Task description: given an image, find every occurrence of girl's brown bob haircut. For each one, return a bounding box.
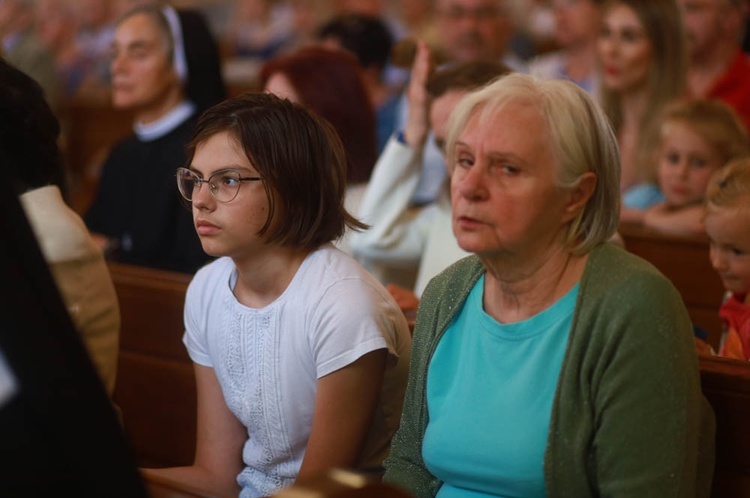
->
[185,92,366,251]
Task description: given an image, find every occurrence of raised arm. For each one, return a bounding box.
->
[349,41,436,266]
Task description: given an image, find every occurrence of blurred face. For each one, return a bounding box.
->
[552,0,602,48]
[450,103,574,260]
[337,0,383,15]
[189,131,274,260]
[75,0,111,29]
[678,0,727,61]
[597,3,652,94]
[110,12,181,117]
[657,122,724,208]
[429,89,467,158]
[705,205,750,295]
[264,72,301,103]
[436,0,511,63]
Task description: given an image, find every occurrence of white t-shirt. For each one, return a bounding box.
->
[183,244,411,498]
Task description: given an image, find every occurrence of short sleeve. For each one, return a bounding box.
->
[308,277,396,379]
[182,267,214,367]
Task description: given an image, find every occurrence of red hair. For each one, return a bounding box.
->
[260,46,377,184]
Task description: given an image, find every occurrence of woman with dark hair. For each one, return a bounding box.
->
[141,92,410,498]
[317,12,399,154]
[84,4,226,273]
[260,46,377,253]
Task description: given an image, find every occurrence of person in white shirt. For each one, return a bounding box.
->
[142,92,411,498]
[351,41,511,312]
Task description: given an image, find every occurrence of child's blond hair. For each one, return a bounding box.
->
[647,99,750,181]
[706,158,750,213]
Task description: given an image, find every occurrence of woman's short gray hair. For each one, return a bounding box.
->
[445,73,621,254]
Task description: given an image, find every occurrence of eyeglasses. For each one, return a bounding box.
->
[176,167,264,203]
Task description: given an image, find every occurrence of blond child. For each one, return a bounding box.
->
[704,158,750,361]
[622,99,749,234]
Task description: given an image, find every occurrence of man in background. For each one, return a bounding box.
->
[679,0,750,130]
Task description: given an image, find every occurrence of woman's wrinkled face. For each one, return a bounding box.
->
[110,12,180,116]
[450,103,575,261]
[597,3,652,94]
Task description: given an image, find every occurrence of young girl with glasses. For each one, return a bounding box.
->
[144,92,411,498]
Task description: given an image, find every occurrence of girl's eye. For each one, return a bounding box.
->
[665,152,680,164]
[731,247,746,256]
[220,175,239,187]
[620,28,643,43]
[689,157,707,169]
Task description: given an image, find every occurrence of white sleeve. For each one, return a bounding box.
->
[349,135,433,267]
[308,277,402,379]
[182,267,214,367]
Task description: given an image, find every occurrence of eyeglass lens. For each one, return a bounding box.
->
[176,169,244,203]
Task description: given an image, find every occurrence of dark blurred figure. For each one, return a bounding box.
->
[318,12,400,154]
[0,64,147,498]
[0,57,121,396]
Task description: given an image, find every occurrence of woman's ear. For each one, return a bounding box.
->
[564,172,597,222]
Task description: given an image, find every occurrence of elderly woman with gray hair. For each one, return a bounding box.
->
[383,73,715,498]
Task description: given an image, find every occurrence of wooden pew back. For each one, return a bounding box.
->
[106,261,750,495]
[619,223,725,349]
[700,355,750,497]
[59,97,134,215]
[108,262,196,468]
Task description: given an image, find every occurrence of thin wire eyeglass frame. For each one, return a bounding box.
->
[176,167,264,203]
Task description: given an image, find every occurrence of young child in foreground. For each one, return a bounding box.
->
[142,92,411,497]
[621,99,749,234]
[704,158,750,361]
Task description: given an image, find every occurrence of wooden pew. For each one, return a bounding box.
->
[144,473,231,498]
[699,355,750,497]
[274,469,413,498]
[58,96,134,215]
[619,222,725,350]
[108,261,196,469]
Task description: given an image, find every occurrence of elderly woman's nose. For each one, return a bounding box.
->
[455,163,488,200]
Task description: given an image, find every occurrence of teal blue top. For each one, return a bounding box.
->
[622,182,665,209]
[423,276,578,498]
[384,243,715,498]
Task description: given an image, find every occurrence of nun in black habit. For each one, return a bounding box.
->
[84,3,226,274]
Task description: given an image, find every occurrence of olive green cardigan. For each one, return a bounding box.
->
[384,243,715,498]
